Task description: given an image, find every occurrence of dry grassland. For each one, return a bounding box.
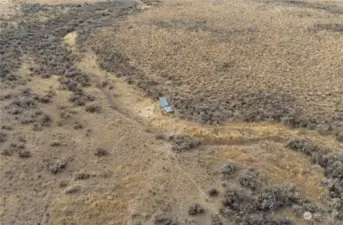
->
[1,0,343,225]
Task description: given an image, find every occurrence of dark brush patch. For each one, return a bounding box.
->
[285,139,343,220]
[238,169,263,191]
[92,39,165,99]
[215,61,235,72]
[314,24,343,33]
[188,203,205,216]
[69,90,96,106]
[59,180,69,188]
[208,188,219,197]
[73,121,84,130]
[0,0,139,110]
[85,103,102,113]
[94,47,137,76]
[211,215,223,225]
[285,138,318,155]
[154,213,179,225]
[218,165,327,224]
[74,172,91,180]
[1,149,14,156]
[140,0,160,6]
[253,0,343,15]
[337,132,343,143]
[168,134,201,152]
[94,148,108,157]
[3,136,31,157]
[2,89,53,130]
[171,90,302,125]
[221,163,238,178]
[0,132,7,143]
[18,150,31,158]
[1,124,13,130]
[64,185,81,195]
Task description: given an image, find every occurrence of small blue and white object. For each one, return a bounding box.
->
[159,97,173,113]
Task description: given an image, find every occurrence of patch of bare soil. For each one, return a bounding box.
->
[1,0,343,225]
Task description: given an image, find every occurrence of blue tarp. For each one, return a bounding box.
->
[160,97,169,107]
[159,97,173,113]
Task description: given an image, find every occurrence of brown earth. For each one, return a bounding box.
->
[1,0,343,225]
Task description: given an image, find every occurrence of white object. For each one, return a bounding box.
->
[303,211,312,220]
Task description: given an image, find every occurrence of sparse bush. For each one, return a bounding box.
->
[169,134,201,152]
[10,98,37,110]
[74,172,90,180]
[221,163,237,177]
[7,137,28,157]
[326,159,343,179]
[38,114,52,127]
[94,147,108,157]
[48,158,68,174]
[154,213,179,225]
[1,125,12,130]
[73,121,83,130]
[69,91,95,106]
[238,169,262,191]
[85,104,102,113]
[18,150,31,158]
[155,133,167,140]
[315,23,343,33]
[211,215,223,225]
[38,94,53,103]
[50,141,62,147]
[255,185,298,211]
[85,129,92,137]
[292,204,304,217]
[285,139,316,155]
[101,81,108,87]
[59,180,69,188]
[188,203,204,216]
[208,188,219,197]
[243,215,294,225]
[1,149,14,156]
[216,61,234,72]
[316,123,333,135]
[64,185,81,195]
[141,0,160,6]
[337,132,343,143]
[3,90,53,130]
[0,132,7,143]
[11,142,25,149]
